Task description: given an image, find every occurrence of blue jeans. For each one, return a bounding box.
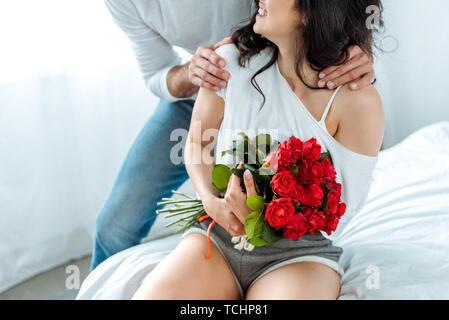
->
[90,98,195,270]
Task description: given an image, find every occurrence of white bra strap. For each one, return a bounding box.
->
[319,85,343,124]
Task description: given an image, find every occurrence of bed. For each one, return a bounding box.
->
[76,121,449,299]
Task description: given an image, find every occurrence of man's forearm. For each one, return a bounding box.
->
[167,62,200,98]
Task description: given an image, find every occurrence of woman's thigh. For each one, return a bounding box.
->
[132,233,241,300]
[245,261,341,300]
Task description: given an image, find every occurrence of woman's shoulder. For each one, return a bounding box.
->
[333,84,385,157]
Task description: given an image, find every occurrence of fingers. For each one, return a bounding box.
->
[190,59,229,90]
[200,44,227,68]
[195,53,230,81]
[318,57,372,90]
[189,75,219,92]
[319,46,361,81]
[189,45,231,91]
[218,206,245,237]
[349,71,376,90]
[318,65,339,83]
[212,36,233,50]
[224,174,248,226]
[243,170,257,197]
[318,45,374,90]
[218,197,246,237]
[229,171,242,191]
[225,214,246,237]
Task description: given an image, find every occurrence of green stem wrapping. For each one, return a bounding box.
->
[164,210,205,229]
[156,203,203,214]
[157,199,201,206]
[163,206,205,218]
[171,190,198,200]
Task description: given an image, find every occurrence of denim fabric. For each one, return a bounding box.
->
[90,98,195,270]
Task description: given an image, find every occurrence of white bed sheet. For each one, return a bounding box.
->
[77,121,449,300]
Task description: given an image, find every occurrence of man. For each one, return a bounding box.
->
[91,0,376,270]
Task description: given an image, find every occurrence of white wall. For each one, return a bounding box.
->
[374,0,449,148]
[0,0,194,293]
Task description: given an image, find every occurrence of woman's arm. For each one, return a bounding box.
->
[184,87,224,201]
[333,84,385,157]
[184,87,245,236]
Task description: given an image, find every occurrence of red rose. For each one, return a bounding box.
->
[321,158,337,179]
[287,136,303,163]
[270,171,297,198]
[295,183,324,207]
[326,190,339,215]
[336,202,346,218]
[282,213,309,240]
[302,138,322,162]
[265,198,295,228]
[303,208,327,233]
[277,141,292,171]
[325,215,340,236]
[296,160,312,184]
[309,161,325,184]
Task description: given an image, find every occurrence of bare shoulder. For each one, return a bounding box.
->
[333,84,385,157]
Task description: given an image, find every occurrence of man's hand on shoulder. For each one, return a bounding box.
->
[318,45,376,91]
[188,37,234,92]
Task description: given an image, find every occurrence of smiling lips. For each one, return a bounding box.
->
[258,3,267,17]
[258,7,267,16]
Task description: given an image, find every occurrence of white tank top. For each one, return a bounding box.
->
[213,44,379,240]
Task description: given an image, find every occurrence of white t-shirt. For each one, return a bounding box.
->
[104,0,257,102]
[214,43,379,241]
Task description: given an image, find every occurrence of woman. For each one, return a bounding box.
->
[132,0,385,300]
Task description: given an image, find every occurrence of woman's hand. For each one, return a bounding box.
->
[188,37,233,92]
[318,45,376,91]
[202,196,246,237]
[224,168,258,226]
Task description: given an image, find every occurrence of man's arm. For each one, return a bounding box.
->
[104,0,197,102]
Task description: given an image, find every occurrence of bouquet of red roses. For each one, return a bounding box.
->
[157,133,346,258]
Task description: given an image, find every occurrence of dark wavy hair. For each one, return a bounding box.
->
[230,0,384,111]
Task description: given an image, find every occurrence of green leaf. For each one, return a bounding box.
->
[230,168,244,179]
[320,152,333,165]
[294,202,306,212]
[246,196,265,212]
[212,164,232,192]
[248,237,268,247]
[245,211,265,239]
[261,220,283,244]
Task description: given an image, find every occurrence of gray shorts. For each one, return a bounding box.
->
[182,217,344,299]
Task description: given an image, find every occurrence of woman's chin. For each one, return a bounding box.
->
[253,25,265,37]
